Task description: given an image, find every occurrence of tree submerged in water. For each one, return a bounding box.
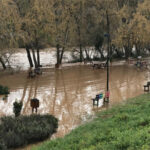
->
[13,101,23,117]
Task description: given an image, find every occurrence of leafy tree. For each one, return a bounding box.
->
[0,0,20,69]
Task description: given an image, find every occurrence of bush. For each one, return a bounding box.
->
[13,101,23,117]
[0,85,9,95]
[0,115,58,149]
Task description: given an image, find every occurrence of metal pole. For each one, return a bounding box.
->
[106,10,110,102]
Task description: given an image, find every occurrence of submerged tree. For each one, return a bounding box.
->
[51,0,74,68]
[15,0,54,68]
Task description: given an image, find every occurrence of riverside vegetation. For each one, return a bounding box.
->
[33,94,150,150]
[0,85,9,95]
[13,101,23,117]
[0,86,58,149]
[0,115,58,149]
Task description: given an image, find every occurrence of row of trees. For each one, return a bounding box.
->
[0,0,150,69]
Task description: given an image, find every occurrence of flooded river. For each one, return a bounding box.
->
[0,49,149,149]
[0,64,148,135]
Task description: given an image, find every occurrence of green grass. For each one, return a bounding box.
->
[33,94,150,150]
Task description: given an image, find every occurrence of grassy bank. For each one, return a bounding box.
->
[33,94,150,150]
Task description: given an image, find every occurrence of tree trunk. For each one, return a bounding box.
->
[59,47,64,64]
[80,44,83,62]
[0,57,6,70]
[98,48,105,59]
[110,46,113,59]
[115,48,121,58]
[31,49,38,68]
[77,24,83,62]
[136,44,141,57]
[84,48,90,60]
[26,47,33,68]
[37,48,40,67]
[124,46,129,59]
[56,44,60,68]
[59,21,69,65]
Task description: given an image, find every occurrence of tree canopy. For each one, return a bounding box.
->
[0,0,150,68]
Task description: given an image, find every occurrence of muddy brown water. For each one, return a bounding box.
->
[0,64,148,150]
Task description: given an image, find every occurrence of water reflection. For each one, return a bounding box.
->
[0,65,147,138]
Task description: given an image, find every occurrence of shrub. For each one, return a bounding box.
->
[0,115,58,149]
[13,101,23,117]
[0,85,9,95]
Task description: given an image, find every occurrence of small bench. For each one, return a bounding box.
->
[92,62,106,69]
[141,61,148,68]
[92,94,103,106]
[128,58,135,64]
[144,82,150,92]
[135,60,148,69]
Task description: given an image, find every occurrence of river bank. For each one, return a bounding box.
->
[33,94,150,150]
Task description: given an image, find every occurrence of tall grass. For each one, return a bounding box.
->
[33,94,150,150]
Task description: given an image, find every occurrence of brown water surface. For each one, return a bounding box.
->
[0,65,148,149]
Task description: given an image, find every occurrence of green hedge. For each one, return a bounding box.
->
[0,115,58,149]
[0,85,9,95]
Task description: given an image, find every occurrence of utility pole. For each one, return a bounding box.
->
[104,14,127,103]
[106,10,110,102]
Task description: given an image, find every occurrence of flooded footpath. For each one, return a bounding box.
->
[0,64,148,149]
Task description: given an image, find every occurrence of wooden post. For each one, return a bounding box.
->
[106,10,110,103]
